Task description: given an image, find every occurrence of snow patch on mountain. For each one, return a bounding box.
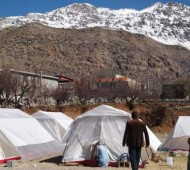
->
[0,2,190,50]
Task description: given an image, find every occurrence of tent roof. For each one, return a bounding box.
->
[33,110,72,120]
[0,108,31,118]
[160,116,190,151]
[173,116,190,137]
[78,105,131,118]
[33,110,73,129]
[0,108,53,146]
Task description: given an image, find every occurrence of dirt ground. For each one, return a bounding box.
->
[0,153,188,170]
[0,133,188,170]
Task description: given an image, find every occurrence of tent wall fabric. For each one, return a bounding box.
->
[62,105,162,164]
[32,110,73,142]
[160,116,190,151]
[0,108,63,163]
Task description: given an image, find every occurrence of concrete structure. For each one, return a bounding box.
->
[9,69,73,89]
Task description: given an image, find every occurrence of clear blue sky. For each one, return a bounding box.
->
[0,0,190,17]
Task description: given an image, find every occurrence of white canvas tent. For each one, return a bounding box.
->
[160,116,190,151]
[0,108,63,163]
[62,105,162,165]
[32,110,73,142]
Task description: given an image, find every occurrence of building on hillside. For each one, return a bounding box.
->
[97,74,141,89]
[9,69,73,89]
[0,69,73,106]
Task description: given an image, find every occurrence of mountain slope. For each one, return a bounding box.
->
[0,2,190,50]
[0,23,190,84]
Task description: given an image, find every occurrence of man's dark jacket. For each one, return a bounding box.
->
[122,119,150,147]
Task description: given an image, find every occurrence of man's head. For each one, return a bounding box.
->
[131,111,139,119]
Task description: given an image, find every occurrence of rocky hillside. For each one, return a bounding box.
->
[1,2,190,50]
[0,23,190,83]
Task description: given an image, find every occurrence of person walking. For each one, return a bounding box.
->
[122,111,150,170]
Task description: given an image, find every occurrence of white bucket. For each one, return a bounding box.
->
[166,156,173,166]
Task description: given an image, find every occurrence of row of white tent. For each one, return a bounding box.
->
[0,109,73,163]
[0,105,189,164]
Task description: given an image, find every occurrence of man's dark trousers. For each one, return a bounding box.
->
[129,146,141,170]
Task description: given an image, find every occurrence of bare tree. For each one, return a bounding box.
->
[0,69,36,108]
[71,72,153,108]
[96,76,152,109]
[51,86,70,106]
[0,70,12,106]
[96,77,125,102]
[73,77,96,105]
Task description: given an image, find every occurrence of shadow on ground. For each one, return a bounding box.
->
[40,156,62,165]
